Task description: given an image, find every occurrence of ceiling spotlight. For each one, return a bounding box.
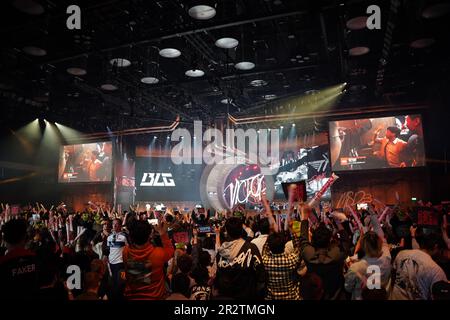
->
[235,61,255,71]
[110,58,131,67]
[185,69,205,77]
[280,126,284,129]
[188,5,216,20]
[292,123,296,127]
[215,37,239,49]
[141,77,159,84]
[349,47,370,56]
[153,136,157,139]
[67,67,87,76]
[167,135,170,139]
[22,46,47,56]
[250,79,268,87]
[159,48,181,58]
[410,38,435,49]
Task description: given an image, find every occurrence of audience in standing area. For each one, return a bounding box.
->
[0,194,449,301]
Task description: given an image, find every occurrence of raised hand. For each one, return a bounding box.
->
[154,217,168,236]
[410,225,418,238]
[300,204,311,221]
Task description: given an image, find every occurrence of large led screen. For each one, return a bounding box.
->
[59,142,113,183]
[329,114,425,171]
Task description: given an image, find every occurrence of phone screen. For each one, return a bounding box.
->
[357,203,368,210]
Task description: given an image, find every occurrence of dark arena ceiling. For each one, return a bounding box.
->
[0,0,450,135]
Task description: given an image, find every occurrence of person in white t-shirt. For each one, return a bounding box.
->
[390,228,447,300]
[251,218,270,255]
[106,218,128,300]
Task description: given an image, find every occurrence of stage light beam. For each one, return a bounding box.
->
[54,122,83,142]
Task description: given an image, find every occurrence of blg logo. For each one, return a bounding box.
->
[366,5,381,30]
[140,173,176,187]
[66,5,81,30]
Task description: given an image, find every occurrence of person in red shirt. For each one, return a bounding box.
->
[123,218,174,300]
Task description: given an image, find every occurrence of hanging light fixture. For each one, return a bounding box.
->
[100,59,119,91]
[407,16,435,49]
[100,81,118,91]
[346,16,368,30]
[185,69,205,77]
[185,54,205,77]
[235,27,255,71]
[141,47,160,84]
[235,59,255,70]
[349,47,370,56]
[110,46,133,67]
[109,58,131,67]
[215,37,239,49]
[67,55,88,76]
[22,46,47,56]
[159,48,181,58]
[141,61,159,84]
[188,1,217,20]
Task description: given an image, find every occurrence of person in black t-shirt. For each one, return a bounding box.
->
[0,219,40,299]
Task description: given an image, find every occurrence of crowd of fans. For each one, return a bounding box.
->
[0,193,449,301]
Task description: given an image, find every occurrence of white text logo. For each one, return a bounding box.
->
[140,173,176,187]
[66,5,81,30]
[366,5,381,30]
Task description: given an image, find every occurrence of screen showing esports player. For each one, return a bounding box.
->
[373,126,408,168]
[97,142,113,181]
[82,150,102,181]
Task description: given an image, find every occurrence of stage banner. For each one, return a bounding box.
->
[416,207,439,227]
